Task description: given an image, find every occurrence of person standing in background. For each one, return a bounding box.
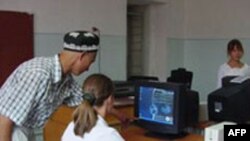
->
[217,39,250,88]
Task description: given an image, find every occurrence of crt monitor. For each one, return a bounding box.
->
[134,81,187,135]
[208,79,250,123]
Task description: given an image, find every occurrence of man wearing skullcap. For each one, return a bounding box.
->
[0,28,119,141]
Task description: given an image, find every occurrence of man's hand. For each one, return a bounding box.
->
[0,115,13,141]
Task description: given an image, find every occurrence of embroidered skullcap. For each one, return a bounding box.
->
[63,28,100,52]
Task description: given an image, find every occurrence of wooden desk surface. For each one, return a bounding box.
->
[121,124,203,141]
[43,100,135,141]
[44,98,204,141]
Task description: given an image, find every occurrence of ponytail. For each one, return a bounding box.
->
[73,74,114,137]
[73,100,97,137]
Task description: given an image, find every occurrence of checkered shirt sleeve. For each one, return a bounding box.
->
[63,78,83,107]
[0,69,49,126]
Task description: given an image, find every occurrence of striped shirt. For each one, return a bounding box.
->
[0,54,83,128]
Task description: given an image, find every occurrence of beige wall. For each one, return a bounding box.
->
[0,0,126,35]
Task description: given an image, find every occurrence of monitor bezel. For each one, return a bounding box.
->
[134,81,186,134]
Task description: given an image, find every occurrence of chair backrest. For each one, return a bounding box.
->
[222,76,238,88]
[167,68,193,89]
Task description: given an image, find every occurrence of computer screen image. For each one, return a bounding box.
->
[134,82,187,135]
[138,87,174,125]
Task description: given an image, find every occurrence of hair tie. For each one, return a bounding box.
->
[82,93,96,106]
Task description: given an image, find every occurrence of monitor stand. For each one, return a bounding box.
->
[144,131,188,140]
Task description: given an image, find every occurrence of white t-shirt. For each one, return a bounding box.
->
[61,115,124,141]
[217,63,250,88]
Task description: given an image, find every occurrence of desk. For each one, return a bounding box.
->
[43,98,134,141]
[121,124,203,141]
[44,98,204,141]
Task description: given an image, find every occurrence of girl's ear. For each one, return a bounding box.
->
[108,95,114,105]
[106,95,114,112]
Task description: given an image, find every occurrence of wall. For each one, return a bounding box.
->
[126,0,181,82]
[165,0,185,77]
[0,0,127,82]
[166,0,250,102]
[185,0,250,38]
[144,3,168,81]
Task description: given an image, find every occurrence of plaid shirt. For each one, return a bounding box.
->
[0,55,83,128]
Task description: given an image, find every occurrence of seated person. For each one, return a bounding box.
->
[62,74,124,141]
[217,39,250,88]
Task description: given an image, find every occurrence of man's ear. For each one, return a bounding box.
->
[80,52,87,59]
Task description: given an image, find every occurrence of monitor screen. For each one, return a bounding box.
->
[134,81,187,135]
[138,86,174,125]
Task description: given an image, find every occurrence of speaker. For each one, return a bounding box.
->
[185,90,199,126]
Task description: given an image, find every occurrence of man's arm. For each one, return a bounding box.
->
[0,115,13,141]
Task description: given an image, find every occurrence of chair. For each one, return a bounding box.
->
[167,68,199,127]
[222,76,238,88]
[167,68,193,89]
[167,68,199,126]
